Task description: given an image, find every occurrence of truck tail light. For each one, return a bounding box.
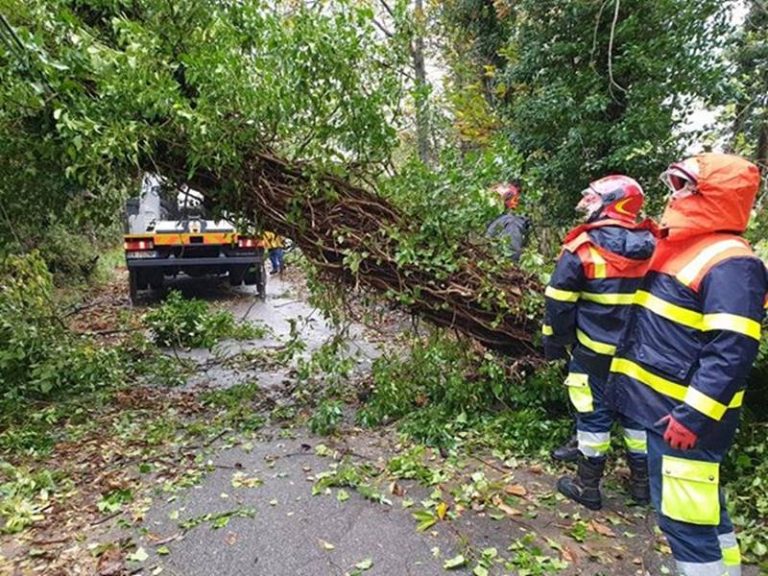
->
[238,237,257,248]
[124,238,154,251]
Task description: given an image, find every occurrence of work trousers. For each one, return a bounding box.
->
[566,359,647,462]
[647,431,741,576]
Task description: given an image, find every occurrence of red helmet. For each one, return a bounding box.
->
[494,182,521,210]
[577,175,644,222]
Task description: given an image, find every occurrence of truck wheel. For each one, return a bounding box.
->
[245,263,267,300]
[128,270,139,305]
[229,266,246,286]
[149,272,164,291]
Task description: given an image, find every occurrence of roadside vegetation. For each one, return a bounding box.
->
[2,0,768,574]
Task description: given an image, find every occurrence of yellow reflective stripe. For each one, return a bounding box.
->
[542,324,553,336]
[722,545,741,567]
[610,358,688,401]
[577,430,610,456]
[613,358,745,413]
[702,313,761,341]
[677,239,746,286]
[635,291,761,340]
[589,247,606,278]
[544,286,580,302]
[576,329,616,355]
[685,386,729,421]
[580,291,636,305]
[634,291,704,330]
[624,437,647,453]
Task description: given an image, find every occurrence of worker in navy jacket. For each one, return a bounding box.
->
[486,182,530,263]
[607,154,766,576]
[543,175,657,510]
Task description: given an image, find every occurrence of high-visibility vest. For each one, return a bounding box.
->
[543,219,657,375]
[607,232,767,449]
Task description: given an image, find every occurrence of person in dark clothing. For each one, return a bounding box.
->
[606,154,765,576]
[485,182,530,263]
[542,175,658,510]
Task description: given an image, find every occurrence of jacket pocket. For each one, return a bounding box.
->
[661,455,720,525]
[565,372,593,413]
[635,342,696,382]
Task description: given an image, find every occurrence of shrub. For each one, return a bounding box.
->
[0,252,124,410]
[357,331,569,450]
[144,290,266,348]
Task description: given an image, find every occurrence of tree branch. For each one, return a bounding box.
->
[607,0,627,95]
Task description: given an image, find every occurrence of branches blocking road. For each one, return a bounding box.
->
[177,151,543,356]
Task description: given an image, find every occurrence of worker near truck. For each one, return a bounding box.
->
[262,231,285,275]
[606,154,766,576]
[542,175,658,510]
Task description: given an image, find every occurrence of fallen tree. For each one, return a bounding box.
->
[165,151,544,355]
[1,2,544,357]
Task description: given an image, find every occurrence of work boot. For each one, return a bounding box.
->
[551,435,579,463]
[557,456,606,511]
[626,454,650,506]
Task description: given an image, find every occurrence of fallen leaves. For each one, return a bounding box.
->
[319,538,335,551]
[589,519,616,538]
[503,484,528,497]
[443,554,467,569]
[491,495,522,517]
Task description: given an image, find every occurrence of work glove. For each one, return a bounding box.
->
[543,341,568,361]
[656,414,698,451]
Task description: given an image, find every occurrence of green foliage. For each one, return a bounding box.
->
[439,0,731,223]
[358,331,569,450]
[308,399,344,436]
[723,415,768,563]
[144,290,266,349]
[0,463,60,534]
[723,3,768,170]
[506,533,567,574]
[0,0,406,233]
[200,381,266,432]
[36,221,121,286]
[0,252,124,409]
[381,137,524,259]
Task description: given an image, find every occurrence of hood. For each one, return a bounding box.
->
[661,153,760,240]
[588,226,656,261]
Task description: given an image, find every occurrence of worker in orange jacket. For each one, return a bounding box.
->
[607,154,766,576]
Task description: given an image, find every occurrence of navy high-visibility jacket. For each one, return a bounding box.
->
[606,233,768,451]
[542,218,657,378]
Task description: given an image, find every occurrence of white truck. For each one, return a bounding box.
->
[124,175,267,302]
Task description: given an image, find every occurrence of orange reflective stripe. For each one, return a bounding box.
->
[676,239,752,289]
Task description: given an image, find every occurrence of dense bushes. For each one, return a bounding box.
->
[0,252,123,409]
[358,332,570,451]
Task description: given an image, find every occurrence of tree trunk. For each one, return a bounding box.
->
[164,150,543,357]
[411,0,431,165]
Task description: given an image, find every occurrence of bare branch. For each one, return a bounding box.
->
[608,0,627,94]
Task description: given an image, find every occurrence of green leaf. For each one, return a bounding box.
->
[127,547,148,563]
[443,554,466,569]
[355,558,373,570]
